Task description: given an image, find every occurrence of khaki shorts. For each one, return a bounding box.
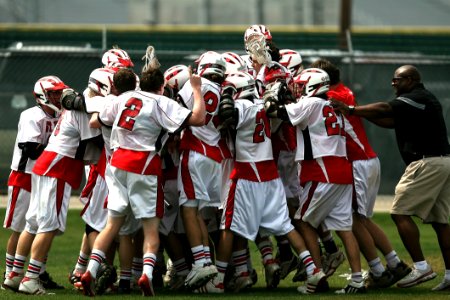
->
[391,156,450,223]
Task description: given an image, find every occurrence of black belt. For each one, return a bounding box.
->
[422,154,450,158]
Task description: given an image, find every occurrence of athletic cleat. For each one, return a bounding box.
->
[40,271,64,289]
[279,255,298,279]
[397,266,437,288]
[335,280,367,294]
[95,263,117,295]
[117,279,131,294]
[80,270,96,296]
[365,270,395,289]
[264,259,281,289]
[431,278,450,291]
[18,276,47,295]
[163,258,174,287]
[69,269,83,286]
[388,260,412,283]
[2,271,24,291]
[194,278,224,294]
[292,260,307,282]
[184,264,218,289]
[225,271,253,293]
[322,250,345,277]
[297,268,329,294]
[138,273,155,296]
[167,273,187,290]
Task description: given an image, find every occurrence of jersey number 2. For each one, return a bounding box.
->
[117,97,143,131]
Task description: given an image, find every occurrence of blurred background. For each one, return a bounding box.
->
[0,0,449,194]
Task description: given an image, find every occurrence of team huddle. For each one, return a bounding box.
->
[2,24,448,296]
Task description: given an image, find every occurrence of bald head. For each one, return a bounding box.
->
[395,65,421,83]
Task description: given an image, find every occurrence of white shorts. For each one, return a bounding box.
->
[25,174,72,234]
[277,150,301,199]
[295,181,353,231]
[221,178,293,241]
[3,186,31,232]
[106,165,164,220]
[178,151,222,210]
[220,158,234,210]
[81,173,109,233]
[353,158,380,217]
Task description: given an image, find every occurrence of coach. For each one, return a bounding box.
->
[331,64,450,291]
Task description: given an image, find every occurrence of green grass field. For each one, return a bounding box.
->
[0,209,448,299]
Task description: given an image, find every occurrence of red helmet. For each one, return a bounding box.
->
[264,62,291,84]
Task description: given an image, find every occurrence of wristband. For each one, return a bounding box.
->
[348,105,355,115]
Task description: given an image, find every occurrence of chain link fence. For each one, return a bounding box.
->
[1,47,450,194]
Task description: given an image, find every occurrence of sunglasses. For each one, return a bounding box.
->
[391,76,410,83]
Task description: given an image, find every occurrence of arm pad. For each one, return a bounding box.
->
[60,88,86,112]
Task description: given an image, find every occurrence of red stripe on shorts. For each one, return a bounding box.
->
[180,150,195,200]
[5,186,21,228]
[224,179,237,229]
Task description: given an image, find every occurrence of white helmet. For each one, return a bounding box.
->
[295,68,330,97]
[102,48,134,69]
[196,51,226,78]
[244,24,272,43]
[222,71,256,100]
[164,64,190,91]
[88,68,116,97]
[33,75,68,113]
[222,52,248,75]
[279,49,303,77]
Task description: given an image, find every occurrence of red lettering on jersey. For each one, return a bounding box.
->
[203,91,219,127]
[253,109,271,143]
[53,111,65,136]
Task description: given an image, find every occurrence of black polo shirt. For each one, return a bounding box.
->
[389,84,450,165]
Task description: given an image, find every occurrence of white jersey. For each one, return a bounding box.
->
[10,106,58,173]
[285,97,346,161]
[96,94,119,157]
[110,90,191,153]
[234,99,273,162]
[45,109,102,161]
[178,77,221,146]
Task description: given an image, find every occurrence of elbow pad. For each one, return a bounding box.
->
[60,88,86,112]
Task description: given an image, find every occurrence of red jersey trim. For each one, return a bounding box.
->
[7,170,31,192]
[300,156,353,184]
[32,151,84,189]
[110,148,162,176]
[179,129,223,163]
[231,160,279,182]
